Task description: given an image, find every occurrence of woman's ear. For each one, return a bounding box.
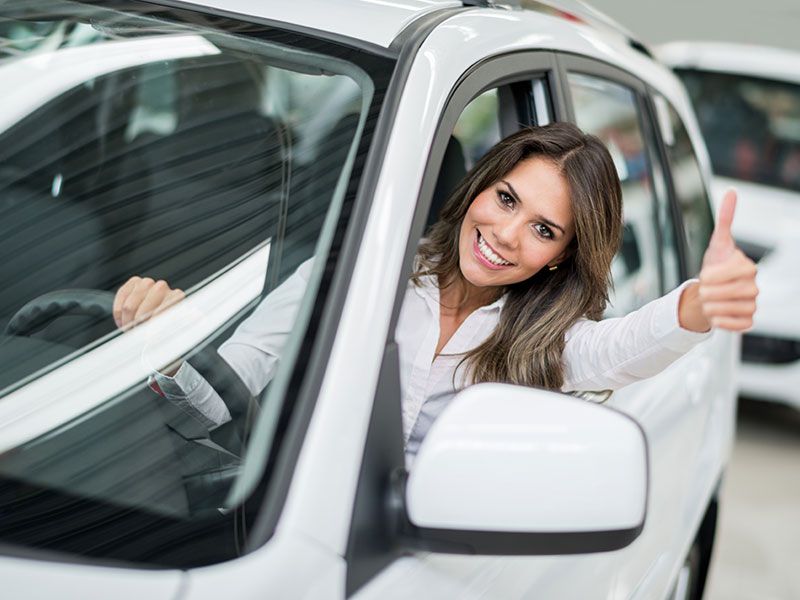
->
[548,245,573,269]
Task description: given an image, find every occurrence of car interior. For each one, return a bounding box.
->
[0,29,364,528]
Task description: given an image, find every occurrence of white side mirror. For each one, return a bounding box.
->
[403,383,647,554]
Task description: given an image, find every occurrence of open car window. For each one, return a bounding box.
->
[0,0,383,568]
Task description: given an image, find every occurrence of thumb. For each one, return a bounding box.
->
[706,188,737,261]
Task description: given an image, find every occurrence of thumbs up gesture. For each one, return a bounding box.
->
[679,189,759,332]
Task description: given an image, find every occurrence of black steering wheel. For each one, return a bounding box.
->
[4,289,115,338]
[4,288,256,452]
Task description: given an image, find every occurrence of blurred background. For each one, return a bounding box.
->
[598,1,800,598]
[599,0,800,50]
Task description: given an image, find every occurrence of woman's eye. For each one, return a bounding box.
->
[533,223,554,239]
[498,191,515,208]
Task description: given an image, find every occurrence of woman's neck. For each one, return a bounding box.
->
[438,273,502,317]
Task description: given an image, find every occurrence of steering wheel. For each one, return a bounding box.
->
[4,289,115,338]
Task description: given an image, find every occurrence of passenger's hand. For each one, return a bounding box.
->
[679,189,758,332]
[113,276,185,329]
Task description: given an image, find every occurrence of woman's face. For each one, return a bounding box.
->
[458,157,576,289]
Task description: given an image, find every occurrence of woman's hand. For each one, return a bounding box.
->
[113,276,186,329]
[679,189,758,333]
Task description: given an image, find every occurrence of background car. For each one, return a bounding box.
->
[0,2,736,599]
[658,41,800,411]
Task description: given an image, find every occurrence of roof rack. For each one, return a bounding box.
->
[462,0,652,58]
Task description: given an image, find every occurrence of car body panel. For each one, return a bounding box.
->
[0,556,183,600]
[178,532,345,600]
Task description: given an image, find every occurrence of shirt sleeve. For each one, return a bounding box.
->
[217,257,314,395]
[150,362,231,429]
[148,257,315,427]
[561,280,711,392]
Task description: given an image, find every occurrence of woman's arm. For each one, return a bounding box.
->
[561,281,709,391]
[562,190,757,392]
[114,258,315,428]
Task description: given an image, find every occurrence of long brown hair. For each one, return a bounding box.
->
[413,122,623,390]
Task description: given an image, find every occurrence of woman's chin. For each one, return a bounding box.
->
[460,258,509,288]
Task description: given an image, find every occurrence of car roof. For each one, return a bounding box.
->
[657,41,800,86]
[169,0,462,49]
[165,0,693,139]
[168,0,647,53]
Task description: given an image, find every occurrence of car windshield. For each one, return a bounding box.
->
[0,0,389,567]
[676,68,800,192]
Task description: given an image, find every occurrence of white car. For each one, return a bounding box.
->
[658,41,800,409]
[0,2,736,600]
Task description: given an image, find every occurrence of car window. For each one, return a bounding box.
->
[676,68,800,193]
[568,73,663,315]
[425,89,503,231]
[0,0,382,568]
[454,89,502,168]
[658,97,714,277]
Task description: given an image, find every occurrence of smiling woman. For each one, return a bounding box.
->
[416,124,622,389]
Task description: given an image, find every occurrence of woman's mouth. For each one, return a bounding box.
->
[473,230,514,270]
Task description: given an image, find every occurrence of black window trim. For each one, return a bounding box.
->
[644,88,692,281]
[647,88,716,280]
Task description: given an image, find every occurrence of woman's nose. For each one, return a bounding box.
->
[493,217,520,250]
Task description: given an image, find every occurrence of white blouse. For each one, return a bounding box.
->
[153,259,710,446]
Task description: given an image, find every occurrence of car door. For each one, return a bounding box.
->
[560,56,735,597]
[347,50,629,600]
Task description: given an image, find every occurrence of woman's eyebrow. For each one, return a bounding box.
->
[501,180,566,235]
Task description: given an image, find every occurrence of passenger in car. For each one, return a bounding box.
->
[113,122,758,459]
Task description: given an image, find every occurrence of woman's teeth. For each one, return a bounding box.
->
[477,232,512,266]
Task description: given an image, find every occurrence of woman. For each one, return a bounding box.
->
[114,123,758,455]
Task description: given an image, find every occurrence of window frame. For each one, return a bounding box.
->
[345,50,565,596]
[651,91,716,278]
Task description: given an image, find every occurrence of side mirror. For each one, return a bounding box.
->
[401,383,648,555]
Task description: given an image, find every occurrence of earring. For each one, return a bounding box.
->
[548,264,558,271]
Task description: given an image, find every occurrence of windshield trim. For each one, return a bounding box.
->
[112,0,400,58]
